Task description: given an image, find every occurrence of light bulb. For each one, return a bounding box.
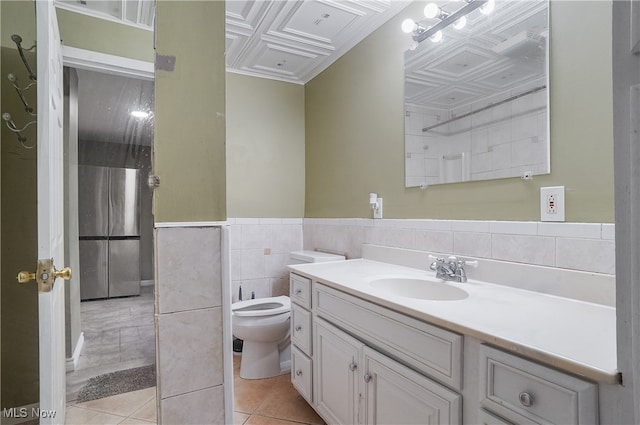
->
[401,18,417,34]
[131,110,150,118]
[430,30,443,43]
[480,0,495,15]
[453,16,466,30]
[423,3,440,19]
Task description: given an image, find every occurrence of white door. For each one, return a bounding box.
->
[35,0,66,423]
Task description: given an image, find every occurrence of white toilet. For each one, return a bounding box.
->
[232,296,291,379]
[232,250,345,380]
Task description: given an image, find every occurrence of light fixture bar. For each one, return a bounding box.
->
[414,0,487,43]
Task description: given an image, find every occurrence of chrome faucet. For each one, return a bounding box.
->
[429,255,478,283]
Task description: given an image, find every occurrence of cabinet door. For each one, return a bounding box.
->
[362,347,461,425]
[314,318,363,425]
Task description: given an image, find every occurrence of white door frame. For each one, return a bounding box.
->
[613,1,640,424]
[62,46,154,80]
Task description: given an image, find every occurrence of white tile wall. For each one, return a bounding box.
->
[303,218,615,275]
[160,385,225,425]
[155,225,229,424]
[228,218,303,302]
[406,87,549,185]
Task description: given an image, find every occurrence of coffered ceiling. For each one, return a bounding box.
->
[404,0,548,111]
[55,0,410,84]
[225,0,409,84]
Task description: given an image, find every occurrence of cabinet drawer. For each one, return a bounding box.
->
[478,409,514,425]
[315,284,463,391]
[291,346,313,404]
[290,273,312,309]
[291,303,312,355]
[480,345,598,425]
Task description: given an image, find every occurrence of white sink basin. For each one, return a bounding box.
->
[369,278,469,301]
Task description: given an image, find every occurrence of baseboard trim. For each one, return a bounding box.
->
[66,332,85,372]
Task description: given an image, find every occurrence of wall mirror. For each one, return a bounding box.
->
[404,0,549,187]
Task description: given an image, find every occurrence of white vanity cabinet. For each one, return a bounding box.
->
[290,273,314,403]
[289,270,601,425]
[312,281,462,425]
[362,347,461,425]
[478,345,599,425]
[314,316,461,425]
[314,317,362,425]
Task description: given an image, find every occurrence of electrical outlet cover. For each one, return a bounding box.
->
[540,186,565,221]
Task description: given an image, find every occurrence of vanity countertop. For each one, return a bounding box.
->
[288,258,618,384]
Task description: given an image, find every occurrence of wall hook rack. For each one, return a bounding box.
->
[2,113,36,149]
[11,34,37,81]
[8,73,37,116]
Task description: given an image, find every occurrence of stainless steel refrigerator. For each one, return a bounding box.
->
[79,166,141,300]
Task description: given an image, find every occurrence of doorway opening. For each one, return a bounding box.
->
[64,67,156,405]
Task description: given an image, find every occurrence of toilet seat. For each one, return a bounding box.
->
[232,295,290,317]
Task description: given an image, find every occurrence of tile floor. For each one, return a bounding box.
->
[64,356,323,425]
[66,386,156,424]
[65,289,321,424]
[233,355,325,425]
[67,285,156,402]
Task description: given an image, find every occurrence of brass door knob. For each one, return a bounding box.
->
[17,271,36,284]
[53,267,72,280]
[16,259,72,292]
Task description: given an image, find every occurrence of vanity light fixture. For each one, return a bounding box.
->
[402,0,492,46]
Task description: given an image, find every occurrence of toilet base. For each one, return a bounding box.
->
[239,341,290,380]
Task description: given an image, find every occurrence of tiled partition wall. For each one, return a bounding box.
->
[228,218,303,302]
[154,225,230,424]
[303,219,615,275]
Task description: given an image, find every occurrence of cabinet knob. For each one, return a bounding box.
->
[295,325,302,332]
[518,392,534,407]
[295,369,303,376]
[349,362,357,372]
[295,289,302,295]
[363,373,372,383]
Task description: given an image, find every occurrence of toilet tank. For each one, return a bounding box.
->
[289,250,345,265]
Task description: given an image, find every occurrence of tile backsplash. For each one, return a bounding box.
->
[229,218,303,302]
[228,218,614,303]
[303,219,615,275]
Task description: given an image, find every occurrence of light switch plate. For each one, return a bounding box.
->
[373,198,383,219]
[540,186,565,221]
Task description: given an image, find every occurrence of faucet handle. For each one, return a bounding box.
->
[428,255,445,262]
[447,255,478,267]
[455,257,479,268]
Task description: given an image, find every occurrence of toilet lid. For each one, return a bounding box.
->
[231,295,291,317]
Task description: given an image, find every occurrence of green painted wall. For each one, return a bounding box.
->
[1,1,38,410]
[154,1,226,222]
[226,73,305,218]
[0,1,36,49]
[0,2,154,409]
[305,0,614,222]
[57,8,154,62]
